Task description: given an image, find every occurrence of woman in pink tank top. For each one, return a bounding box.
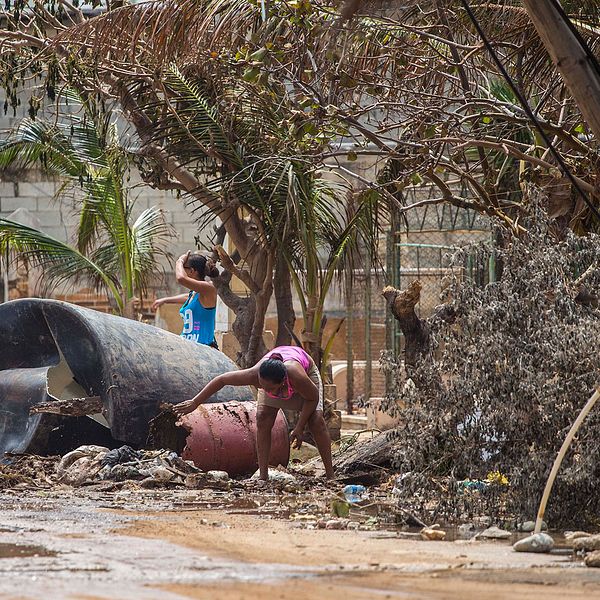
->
[173,345,333,481]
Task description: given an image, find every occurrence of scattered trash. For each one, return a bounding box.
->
[457,472,509,494]
[0,454,59,489]
[57,444,202,487]
[513,533,554,553]
[477,526,511,540]
[331,499,350,518]
[250,468,296,484]
[485,471,509,486]
[57,445,109,477]
[343,484,366,503]
[391,472,411,496]
[458,479,489,492]
[101,446,138,468]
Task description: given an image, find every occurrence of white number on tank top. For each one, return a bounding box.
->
[182,308,193,334]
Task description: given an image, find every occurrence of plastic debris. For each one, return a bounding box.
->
[343,484,366,503]
[250,468,297,484]
[331,499,350,518]
[458,479,489,492]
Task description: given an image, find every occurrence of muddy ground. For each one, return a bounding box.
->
[1,483,600,600]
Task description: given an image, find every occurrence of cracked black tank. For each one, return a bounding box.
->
[0,298,252,455]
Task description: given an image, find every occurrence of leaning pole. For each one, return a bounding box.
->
[534,386,600,533]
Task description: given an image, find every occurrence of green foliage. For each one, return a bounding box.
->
[147,65,381,363]
[0,90,175,312]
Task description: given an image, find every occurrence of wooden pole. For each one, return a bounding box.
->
[346,266,354,415]
[534,386,600,533]
[522,0,600,142]
[364,252,372,403]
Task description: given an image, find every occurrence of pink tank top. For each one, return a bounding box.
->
[264,346,311,371]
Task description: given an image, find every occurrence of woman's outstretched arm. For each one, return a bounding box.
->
[173,368,258,416]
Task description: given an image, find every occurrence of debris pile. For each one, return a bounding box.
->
[56,445,212,488]
[379,206,600,523]
[0,454,59,489]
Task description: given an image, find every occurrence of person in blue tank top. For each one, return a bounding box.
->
[152,251,219,348]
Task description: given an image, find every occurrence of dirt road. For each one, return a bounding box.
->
[0,487,598,599]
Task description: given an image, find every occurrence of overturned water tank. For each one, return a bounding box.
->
[149,401,290,476]
[0,298,252,455]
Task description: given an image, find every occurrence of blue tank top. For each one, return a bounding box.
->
[179,291,216,346]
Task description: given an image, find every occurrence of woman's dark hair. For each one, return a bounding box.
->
[259,353,286,383]
[187,254,219,279]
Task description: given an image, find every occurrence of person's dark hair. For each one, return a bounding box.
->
[186,254,219,279]
[259,353,286,383]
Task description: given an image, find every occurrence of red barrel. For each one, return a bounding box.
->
[179,401,289,476]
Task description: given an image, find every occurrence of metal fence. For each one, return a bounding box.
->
[385,187,492,355]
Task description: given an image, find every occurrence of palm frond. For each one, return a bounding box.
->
[0,217,123,309]
[0,119,91,177]
[130,206,176,293]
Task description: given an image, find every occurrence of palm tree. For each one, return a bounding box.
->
[0,91,175,316]
[154,66,380,367]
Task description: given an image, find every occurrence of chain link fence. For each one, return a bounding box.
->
[386,186,492,356]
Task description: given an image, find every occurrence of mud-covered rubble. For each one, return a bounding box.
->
[3,446,600,570]
[0,453,58,489]
[56,444,204,488]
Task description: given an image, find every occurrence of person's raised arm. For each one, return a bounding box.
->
[286,364,319,449]
[151,293,189,311]
[175,253,217,304]
[173,368,258,416]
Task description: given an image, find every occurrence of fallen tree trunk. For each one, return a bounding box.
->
[333,433,395,484]
[30,396,104,417]
[382,281,430,367]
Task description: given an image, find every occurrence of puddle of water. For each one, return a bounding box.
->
[0,543,57,558]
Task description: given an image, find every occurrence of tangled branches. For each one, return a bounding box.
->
[382,195,600,525]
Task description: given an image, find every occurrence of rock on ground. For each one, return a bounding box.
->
[513,533,554,553]
[573,534,600,552]
[478,526,511,540]
[585,550,600,568]
[421,527,446,541]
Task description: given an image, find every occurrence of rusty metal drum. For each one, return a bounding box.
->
[179,401,290,475]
